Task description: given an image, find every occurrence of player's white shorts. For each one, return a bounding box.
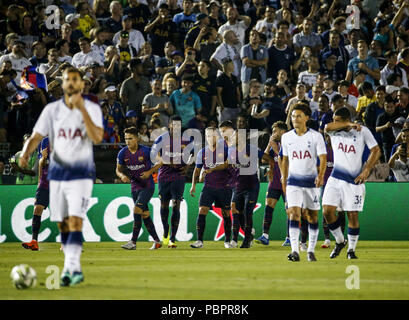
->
[322,176,365,212]
[286,185,321,210]
[49,179,93,222]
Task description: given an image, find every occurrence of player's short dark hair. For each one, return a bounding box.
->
[169,115,182,123]
[319,94,329,102]
[219,120,234,129]
[79,37,91,44]
[272,121,288,131]
[375,85,386,92]
[361,81,374,92]
[292,103,311,117]
[277,20,290,29]
[334,107,351,121]
[338,80,350,88]
[400,87,409,95]
[384,94,396,104]
[200,59,211,69]
[63,67,82,78]
[332,94,343,103]
[55,39,68,51]
[124,126,139,137]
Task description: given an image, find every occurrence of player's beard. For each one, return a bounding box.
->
[66,86,81,96]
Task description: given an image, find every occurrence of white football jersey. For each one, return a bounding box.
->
[33,98,103,181]
[281,128,327,187]
[327,126,378,183]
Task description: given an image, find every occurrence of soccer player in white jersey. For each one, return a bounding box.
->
[281,103,327,262]
[18,67,104,286]
[323,107,381,259]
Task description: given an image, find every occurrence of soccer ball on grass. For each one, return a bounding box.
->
[10,264,37,289]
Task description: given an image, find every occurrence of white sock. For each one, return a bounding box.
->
[330,226,345,244]
[263,233,269,239]
[348,234,359,252]
[289,226,300,254]
[307,223,319,253]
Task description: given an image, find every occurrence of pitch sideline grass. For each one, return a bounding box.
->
[0,241,408,300]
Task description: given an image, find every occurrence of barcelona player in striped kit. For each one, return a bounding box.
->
[22,137,50,251]
[190,127,233,249]
[151,116,193,248]
[255,121,289,246]
[117,127,162,250]
[227,129,274,248]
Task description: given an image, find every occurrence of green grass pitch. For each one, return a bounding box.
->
[1,241,408,300]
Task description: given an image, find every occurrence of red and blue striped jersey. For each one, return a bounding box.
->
[38,137,49,190]
[152,132,193,183]
[117,145,154,191]
[268,142,283,190]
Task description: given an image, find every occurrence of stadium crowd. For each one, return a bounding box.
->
[1,0,409,183]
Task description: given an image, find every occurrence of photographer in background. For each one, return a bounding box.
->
[388,128,409,181]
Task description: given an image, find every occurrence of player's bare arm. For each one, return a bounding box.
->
[190,166,200,197]
[140,162,163,179]
[280,155,289,194]
[69,94,104,144]
[19,132,44,168]
[315,154,327,187]
[355,145,381,184]
[324,121,361,133]
[116,163,130,183]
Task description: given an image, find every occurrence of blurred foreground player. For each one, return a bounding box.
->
[19,67,104,286]
[22,137,50,251]
[323,107,381,259]
[117,127,162,250]
[281,104,327,262]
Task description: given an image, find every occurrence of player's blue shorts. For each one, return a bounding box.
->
[234,184,260,212]
[158,180,185,202]
[199,186,232,210]
[35,187,49,208]
[266,187,285,201]
[132,187,155,211]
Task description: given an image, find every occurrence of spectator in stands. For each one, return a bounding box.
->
[192,59,217,119]
[72,37,104,68]
[120,58,151,115]
[293,17,322,56]
[346,40,381,87]
[105,1,123,37]
[397,87,409,119]
[0,40,30,81]
[193,27,221,78]
[56,39,72,65]
[60,23,81,55]
[47,80,63,102]
[113,15,145,54]
[173,0,197,48]
[38,49,61,80]
[267,30,295,83]
[216,58,241,123]
[169,74,202,129]
[185,13,210,48]
[145,3,179,56]
[356,81,376,121]
[218,6,251,46]
[388,128,409,182]
[156,41,177,76]
[142,78,172,125]
[376,95,401,162]
[298,56,320,90]
[211,30,242,78]
[116,31,138,63]
[176,47,198,77]
[345,28,360,60]
[254,6,278,46]
[75,1,99,39]
[240,29,268,98]
[124,0,151,37]
[337,80,358,119]
[381,50,408,87]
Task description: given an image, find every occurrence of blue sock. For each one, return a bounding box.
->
[32,215,41,241]
[132,214,142,242]
[223,215,232,242]
[143,216,160,242]
[160,206,170,238]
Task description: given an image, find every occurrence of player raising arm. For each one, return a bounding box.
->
[281,103,327,262]
[117,127,163,250]
[323,107,381,259]
[19,67,103,287]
